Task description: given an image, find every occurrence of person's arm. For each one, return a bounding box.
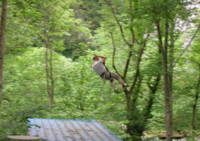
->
[97,56,107,64]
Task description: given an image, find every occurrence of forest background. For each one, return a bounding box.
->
[0,0,200,141]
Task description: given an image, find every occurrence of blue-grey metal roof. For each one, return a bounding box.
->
[28,118,123,141]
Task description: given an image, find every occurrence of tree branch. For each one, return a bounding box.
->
[105,0,131,46]
[129,0,135,45]
[164,19,169,57]
[129,35,149,93]
[173,24,200,67]
[144,73,161,120]
[132,75,143,105]
[129,48,143,92]
[123,50,133,80]
[110,32,122,77]
[147,74,161,93]
[155,21,165,57]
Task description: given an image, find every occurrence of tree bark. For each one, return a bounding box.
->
[44,39,51,104]
[192,65,200,130]
[49,42,54,105]
[0,0,8,102]
[156,19,173,141]
[163,56,173,141]
[44,34,54,105]
[145,74,161,120]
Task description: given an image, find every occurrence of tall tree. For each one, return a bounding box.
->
[191,64,200,130]
[37,0,74,104]
[190,34,200,130]
[44,29,54,105]
[153,3,175,139]
[39,1,56,105]
[150,0,197,140]
[0,0,8,102]
[155,17,174,141]
[104,0,161,140]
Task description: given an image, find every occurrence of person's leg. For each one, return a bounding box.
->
[110,72,126,87]
[104,72,126,87]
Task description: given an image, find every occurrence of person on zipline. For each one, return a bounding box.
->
[92,55,127,90]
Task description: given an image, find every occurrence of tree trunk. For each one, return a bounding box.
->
[163,60,173,141]
[49,42,54,105]
[108,1,159,140]
[0,0,8,102]
[125,90,143,141]
[45,41,51,104]
[44,34,54,105]
[164,20,173,141]
[156,20,173,141]
[192,65,200,130]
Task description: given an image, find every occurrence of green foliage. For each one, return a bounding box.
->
[0,0,200,140]
[6,0,93,59]
[0,47,127,139]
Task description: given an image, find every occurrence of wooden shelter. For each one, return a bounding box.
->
[28,118,122,141]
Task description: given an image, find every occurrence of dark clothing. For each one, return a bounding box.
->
[101,71,115,81]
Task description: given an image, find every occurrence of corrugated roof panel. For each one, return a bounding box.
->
[75,120,103,141]
[68,120,92,141]
[92,120,121,141]
[54,119,74,141]
[28,118,123,141]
